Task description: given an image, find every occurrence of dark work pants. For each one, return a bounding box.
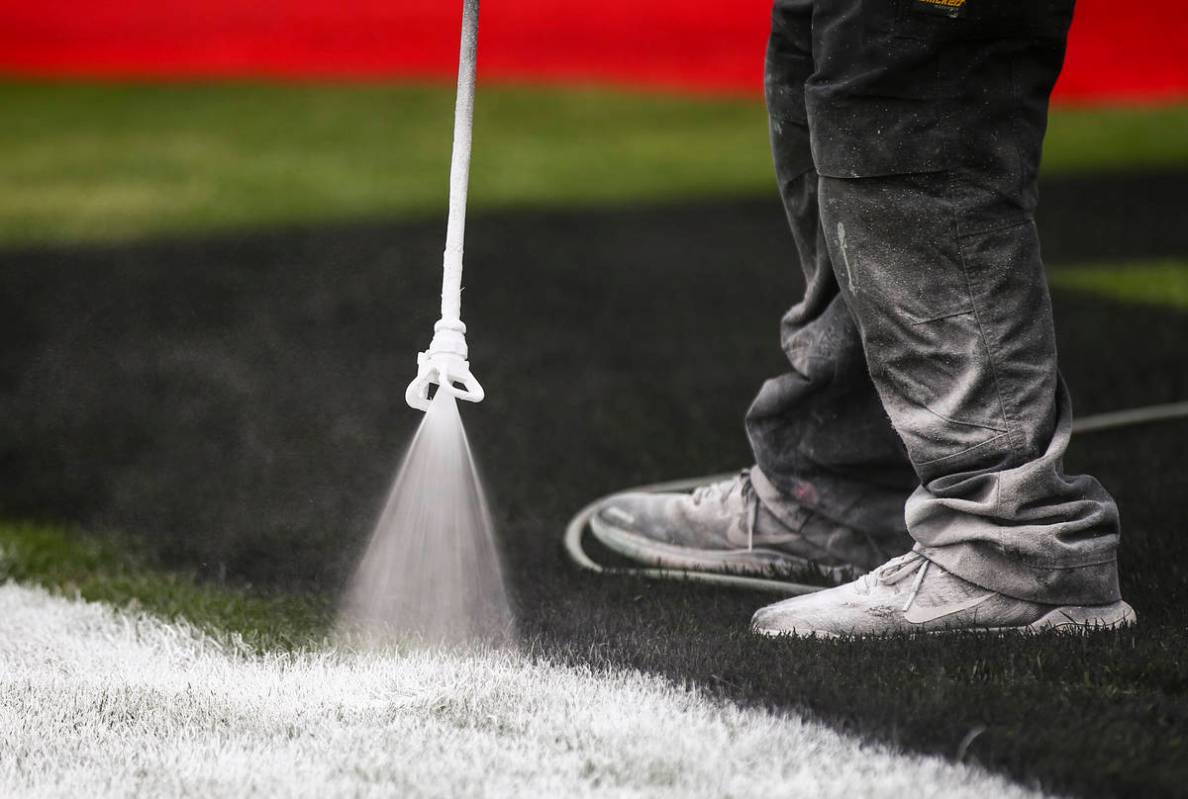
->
[745,0,1120,604]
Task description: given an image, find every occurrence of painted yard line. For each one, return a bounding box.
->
[0,583,1044,799]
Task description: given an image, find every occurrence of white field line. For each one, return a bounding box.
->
[0,583,1045,799]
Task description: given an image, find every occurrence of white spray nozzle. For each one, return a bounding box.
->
[405,319,485,412]
[406,0,483,413]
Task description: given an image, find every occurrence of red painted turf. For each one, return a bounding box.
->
[1,0,1184,104]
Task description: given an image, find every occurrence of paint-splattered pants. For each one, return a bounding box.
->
[746,0,1121,604]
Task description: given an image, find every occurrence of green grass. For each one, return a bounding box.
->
[0,521,330,651]
[1,189,1186,797]
[0,81,1184,246]
[0,83,769,246]
[1043,105,1188,173]
[1050,259,1188,310]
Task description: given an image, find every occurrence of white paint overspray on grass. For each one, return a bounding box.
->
[0,584,1046,799]
[339,389,514,645]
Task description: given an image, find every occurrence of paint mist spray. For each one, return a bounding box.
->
[338,390,514,647]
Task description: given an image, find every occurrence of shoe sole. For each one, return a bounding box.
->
[589,514,855,582]
[752,601,1138,638]
[1023,601,1138,632]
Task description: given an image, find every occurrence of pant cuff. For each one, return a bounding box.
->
[916,542,1121,606]
[749,466,805,530]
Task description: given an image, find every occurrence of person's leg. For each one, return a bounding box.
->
[753,0,1126,633]
[585,0,922,580]
[747,0,917,549]
[817,171,1120,603]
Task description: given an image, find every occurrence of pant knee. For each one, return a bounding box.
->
[817,174,1058,478]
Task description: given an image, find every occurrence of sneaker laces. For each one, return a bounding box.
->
[690,470,759,551]
[856,551,931,612]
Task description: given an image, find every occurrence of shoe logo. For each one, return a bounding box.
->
[903,592,994,625]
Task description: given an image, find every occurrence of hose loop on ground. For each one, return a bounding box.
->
[564,401,1188,595]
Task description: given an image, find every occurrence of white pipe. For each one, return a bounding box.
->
[405,0,484,412]
[441,0,479,324]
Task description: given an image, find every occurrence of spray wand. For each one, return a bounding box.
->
[405,0,485,412]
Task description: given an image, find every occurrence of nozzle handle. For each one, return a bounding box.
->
[404,319,485,411]
[404,354,485,411]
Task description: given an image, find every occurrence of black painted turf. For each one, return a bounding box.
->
[2,171,1186,796]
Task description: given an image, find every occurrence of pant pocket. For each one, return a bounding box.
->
[875,310,1012,474]
[954,218,1059,461]
[824,173,972,321]
[819,174,1020,477]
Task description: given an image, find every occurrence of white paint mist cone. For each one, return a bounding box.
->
[338,390,514,647]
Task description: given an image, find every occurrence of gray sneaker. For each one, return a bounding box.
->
[589,469,890,580]
[751,551,1137,637]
